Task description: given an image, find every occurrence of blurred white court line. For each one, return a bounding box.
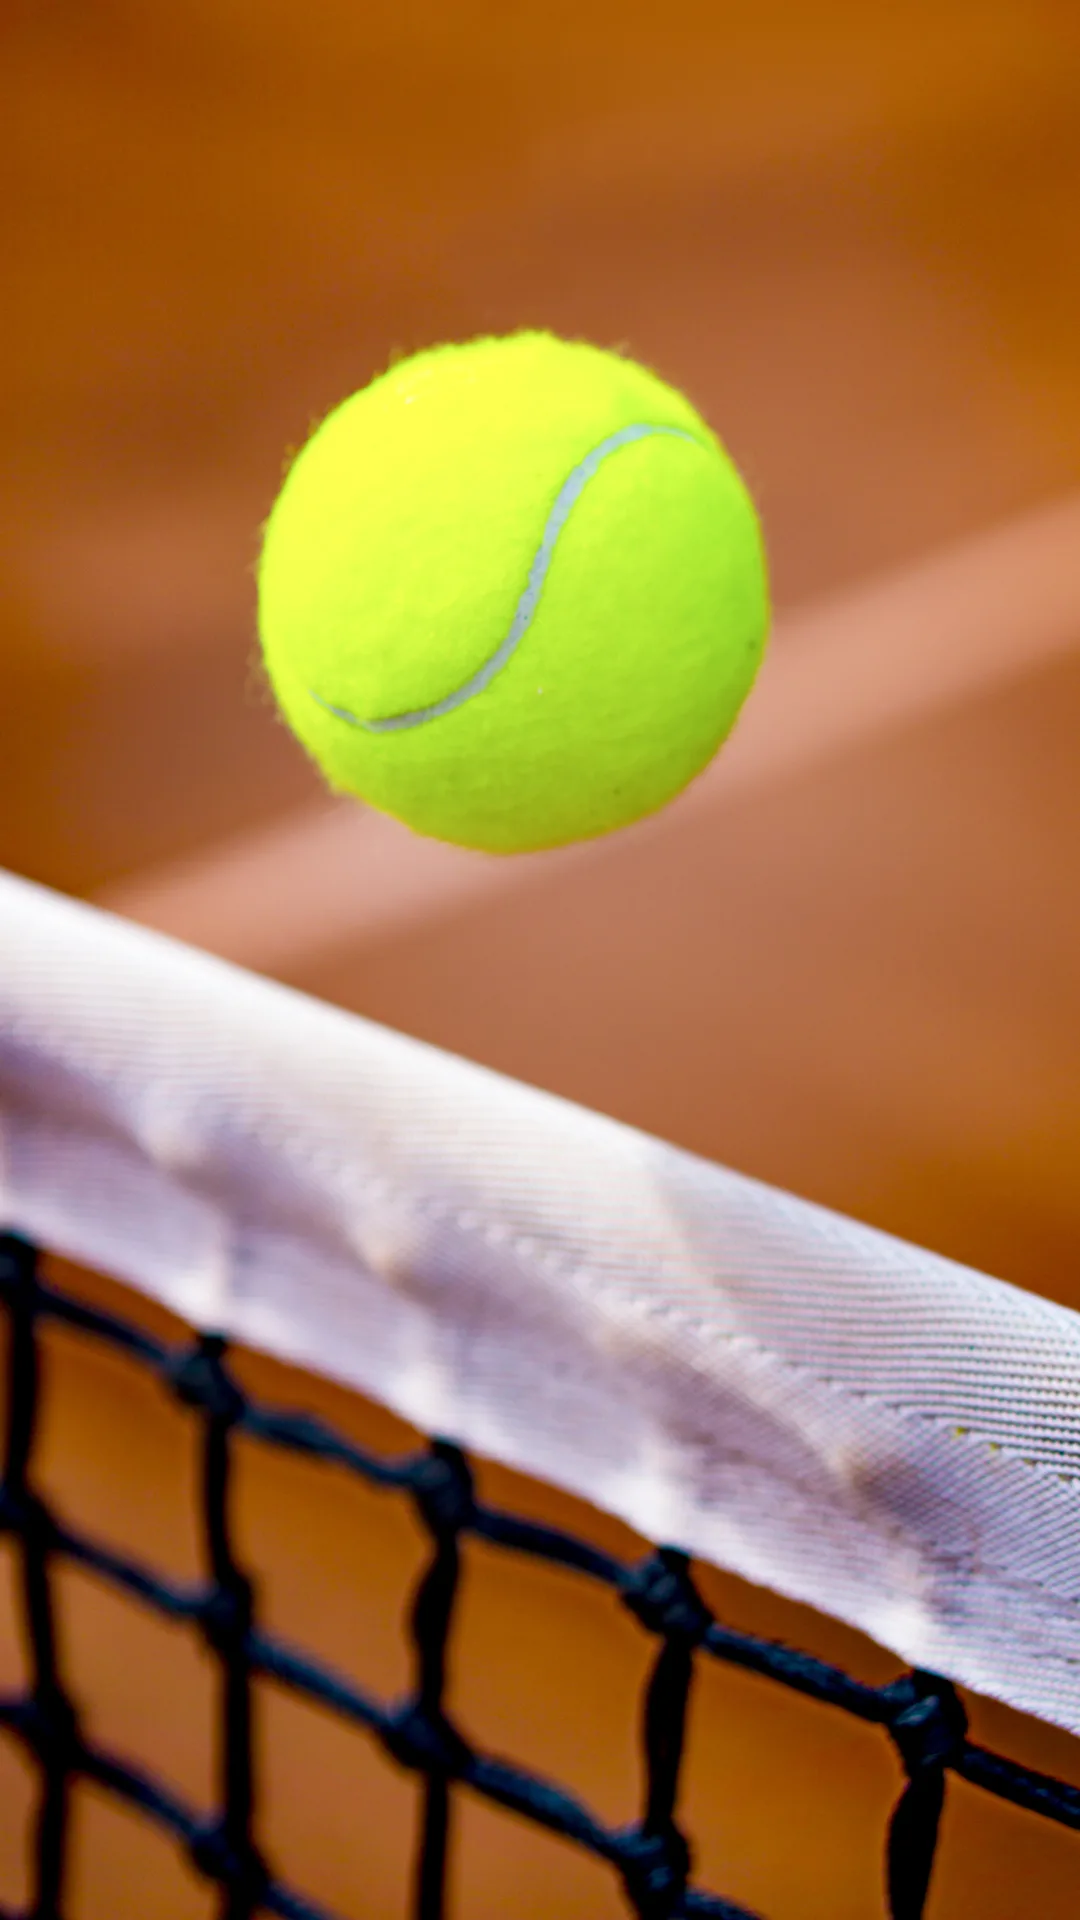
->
[97,493,1080,973]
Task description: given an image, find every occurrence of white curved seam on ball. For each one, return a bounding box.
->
[306,421,704,733]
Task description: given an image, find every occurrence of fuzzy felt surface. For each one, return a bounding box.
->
[257,331,769,853]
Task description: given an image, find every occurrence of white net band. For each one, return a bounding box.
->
[3,866,1080,1733]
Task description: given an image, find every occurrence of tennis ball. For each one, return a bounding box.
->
[257,331,769,854]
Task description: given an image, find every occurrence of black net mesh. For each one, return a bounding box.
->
[2,1229,1079,1920]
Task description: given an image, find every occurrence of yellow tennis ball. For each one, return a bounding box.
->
[257,331,769,854]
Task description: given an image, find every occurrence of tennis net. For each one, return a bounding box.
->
[3,867,1080,1917]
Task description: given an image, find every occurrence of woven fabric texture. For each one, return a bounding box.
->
[3,867,1080,1735]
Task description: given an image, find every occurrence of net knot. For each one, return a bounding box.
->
[887,1671,968,1776]
[189,1820,268,1898]
[167,1336,245,1424]
[621,1550,711,1646]
[199,1576,254,1656]
[411,1443,474,1537]
[19,1688,80,1772]
[0,1232,37,1292]
[615,1823,691,1917]
[384,1702,471,1778]
[0,1485,55,1547]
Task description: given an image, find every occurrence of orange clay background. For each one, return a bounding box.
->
[2,3,1080,1914]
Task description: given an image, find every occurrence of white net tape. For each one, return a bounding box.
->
[3,867,1080,1734]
